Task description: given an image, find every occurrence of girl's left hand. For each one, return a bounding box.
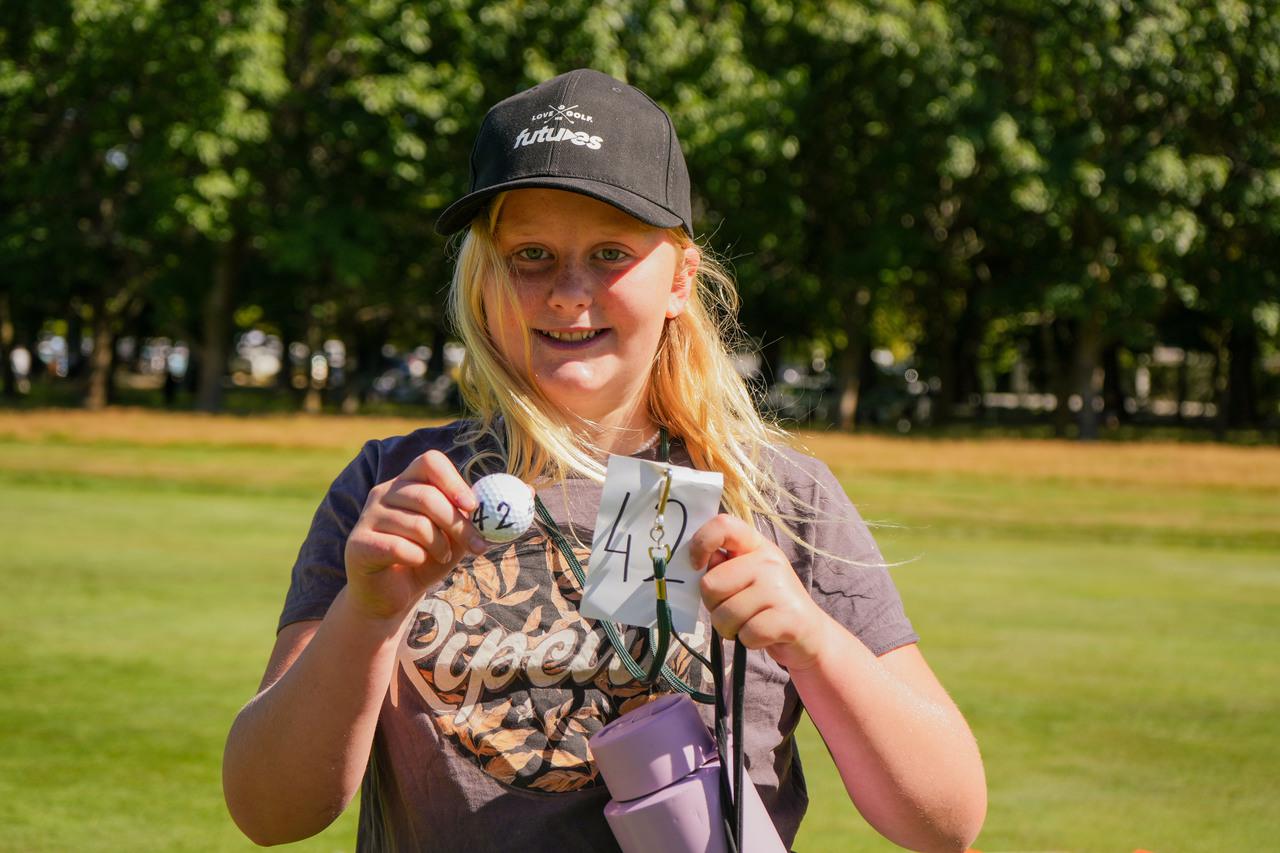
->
[688,514,833,672]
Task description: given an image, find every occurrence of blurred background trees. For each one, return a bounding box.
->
[2,0,1277,439]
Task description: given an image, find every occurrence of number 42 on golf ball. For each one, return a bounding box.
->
[470,473,535,544]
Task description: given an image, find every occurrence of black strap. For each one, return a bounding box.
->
[710,631,748,852]
[731,640,747,847]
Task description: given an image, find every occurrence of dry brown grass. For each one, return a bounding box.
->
[793,430,1280,491]
[1,407,1278,491]
[0,407,445,450]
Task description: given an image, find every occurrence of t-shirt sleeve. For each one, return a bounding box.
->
[277,440,379,632]
[784,454,919,656]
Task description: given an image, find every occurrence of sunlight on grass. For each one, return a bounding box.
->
[1,409,1277,851]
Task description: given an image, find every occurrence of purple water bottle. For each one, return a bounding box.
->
[590,694,787,853]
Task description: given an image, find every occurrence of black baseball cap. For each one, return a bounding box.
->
[435,69,693,236]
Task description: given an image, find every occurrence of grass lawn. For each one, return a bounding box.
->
[0,409,1277,852]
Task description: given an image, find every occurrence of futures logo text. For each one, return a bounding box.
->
[513,104,603,150]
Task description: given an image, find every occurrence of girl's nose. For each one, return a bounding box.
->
[547,262,594,310]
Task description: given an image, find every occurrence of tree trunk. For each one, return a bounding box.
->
[1175,356,1188,426]
[953,296,985,420]
[1102,342,1126,424]
[856,344,879,427]
[196,234,243,412]
[1226,321,1258,428]
[834,287,871,431]
[106,320,122,406]
[341,321,383,415]
[932,337,957,424]
[1072,312,1104,441]
[0,289,17,399]
[1047,317,1074,438]
[930,290,961,425]
[303,307,325,415]
[66,298,86,380]
[276,310,300,397]
[942,337,978,420]
[84,291,114,410]
[428,323,447,379]
[185,350,201,395]
[1211,337,1228,442]
[163,365,180,407]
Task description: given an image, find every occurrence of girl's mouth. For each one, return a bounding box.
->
[536,328,606,344]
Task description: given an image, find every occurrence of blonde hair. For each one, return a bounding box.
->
[447,193,795,529]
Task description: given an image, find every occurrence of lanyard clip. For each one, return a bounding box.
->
[649,467,673,547]
[655,466,673,518]
[648,467,675,602]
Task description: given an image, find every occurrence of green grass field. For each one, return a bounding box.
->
[1,410,1277,852]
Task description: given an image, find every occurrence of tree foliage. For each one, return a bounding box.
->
[2,0,1277,435]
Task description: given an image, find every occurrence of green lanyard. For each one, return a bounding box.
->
[532,429,748,852]
[532,430,715,701]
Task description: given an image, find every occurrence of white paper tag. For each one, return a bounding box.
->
[580,455,724,633]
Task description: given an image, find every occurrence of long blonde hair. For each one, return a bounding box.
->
[446,193,794,528]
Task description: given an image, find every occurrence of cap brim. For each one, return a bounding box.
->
[434,176,688,236]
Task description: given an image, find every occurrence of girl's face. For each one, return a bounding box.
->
[487,188,697,431]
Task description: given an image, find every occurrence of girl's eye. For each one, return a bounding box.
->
[597,248,628,262]
[514,247,550,262]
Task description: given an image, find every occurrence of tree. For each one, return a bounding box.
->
[2,0,235,408]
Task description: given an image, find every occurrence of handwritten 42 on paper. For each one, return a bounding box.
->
[599,489,688,583]
[580,455,724,633]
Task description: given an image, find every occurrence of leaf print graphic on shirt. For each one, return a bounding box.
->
[398,527,712,792]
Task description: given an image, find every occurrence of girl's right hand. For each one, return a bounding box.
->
[342,450,491,623]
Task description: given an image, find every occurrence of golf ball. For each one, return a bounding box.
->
[470,473,535,544]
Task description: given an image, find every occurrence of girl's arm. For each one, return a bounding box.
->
[222,598,408,844]
[690,515,986,853]
[222,450,488,845]
[787,618,986,852]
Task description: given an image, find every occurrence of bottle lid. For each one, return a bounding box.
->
[590,693,717,802]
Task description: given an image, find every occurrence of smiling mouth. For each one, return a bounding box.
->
[537,329,604,343]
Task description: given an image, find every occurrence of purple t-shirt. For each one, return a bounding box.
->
[279,422,917,852]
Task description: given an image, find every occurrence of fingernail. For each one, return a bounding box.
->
[469,534,490,553]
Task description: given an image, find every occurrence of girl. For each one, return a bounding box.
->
[223,69,986,852]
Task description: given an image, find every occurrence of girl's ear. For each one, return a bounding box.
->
[666,245,700,319]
